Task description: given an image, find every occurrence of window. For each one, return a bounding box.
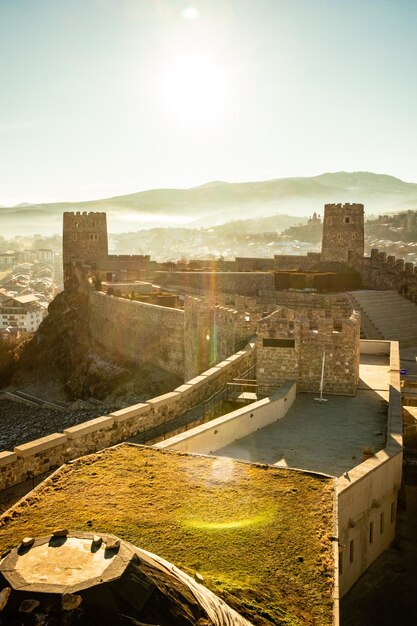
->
[75,221,79,228]
[349,539,354,563]
[344,216,351,224]
[73,234,78,241]
[369,522,374,544]
[380,512,385,534]
[391,502,396,523]
[263,338,295,348]
[339,551,343,575]
[337,234,342,241]
[352,234,356,240]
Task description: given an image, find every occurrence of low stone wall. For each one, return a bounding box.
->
[0,341,256,492]
[90,291,185,377]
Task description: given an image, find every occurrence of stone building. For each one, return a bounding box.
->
[256,306,360,396]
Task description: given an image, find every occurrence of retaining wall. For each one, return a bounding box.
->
[156,381,296,455]
[0,341,256,492]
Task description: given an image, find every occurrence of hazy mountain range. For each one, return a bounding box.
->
[1,171,417,236]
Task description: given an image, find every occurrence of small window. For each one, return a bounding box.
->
[337,234,342,241]
[349,539,354,563]
[73,234,78,241]
[352,234,356,240]
[369,522,374,544]
[339,551,343,575]
[263,338,295,348]
[92,221,96,227]
[75,221,79,228]
[391,502,396,523]
[380,512,384,534]
[345,216,351,224]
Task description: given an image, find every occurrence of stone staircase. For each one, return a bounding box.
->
[349,290,417,348]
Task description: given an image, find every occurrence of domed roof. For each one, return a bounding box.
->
[0,532,252,626]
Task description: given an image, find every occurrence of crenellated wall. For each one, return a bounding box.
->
[0,340,256,492]
[256,307,360,395]
[361,248,417,301]
[90,291,185,377]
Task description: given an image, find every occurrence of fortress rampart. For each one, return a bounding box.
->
[0,340,256,491]
[155,271,276,296]
[361,248,417,301]
[90,291,185,378]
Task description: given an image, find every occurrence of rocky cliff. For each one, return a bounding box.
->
[9,263,180,400]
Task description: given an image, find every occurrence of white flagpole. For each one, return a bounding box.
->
[315,350,328,402]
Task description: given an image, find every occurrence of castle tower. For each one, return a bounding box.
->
[63,211,108,266]
[321,203,364,265]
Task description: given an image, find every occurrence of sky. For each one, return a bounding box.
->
[0,0,416,205]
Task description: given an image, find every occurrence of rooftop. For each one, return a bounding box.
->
[215,353,389,477]
[0,445,335,626]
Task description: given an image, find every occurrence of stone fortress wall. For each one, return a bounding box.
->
[184,296,259,380]
[256,307,360,396]
[0,340,256,491]
[90,291,185,378]
[361,248,417,301]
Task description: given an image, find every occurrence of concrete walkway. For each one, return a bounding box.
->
[216,354,389,477]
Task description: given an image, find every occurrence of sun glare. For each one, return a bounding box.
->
[158,52,230,127]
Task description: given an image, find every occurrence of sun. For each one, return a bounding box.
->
[158,52,230,127]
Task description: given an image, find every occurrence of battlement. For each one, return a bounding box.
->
[361,248,417,300]
[64,211,107,217]
[324,203,364,212]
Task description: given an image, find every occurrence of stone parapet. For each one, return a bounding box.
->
[0,340,256,492]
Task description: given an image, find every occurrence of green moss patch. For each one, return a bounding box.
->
[0,445,335,625]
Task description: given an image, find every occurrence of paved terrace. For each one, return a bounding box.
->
[216,353,389,477]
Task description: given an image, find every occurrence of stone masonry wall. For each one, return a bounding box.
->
[0,340,256,491]
[155,271,275,296]
[273,252,321,271]
[184,296,258,380]
[361,248,417,302]
[90,291,185,378]
[256,307,360,396]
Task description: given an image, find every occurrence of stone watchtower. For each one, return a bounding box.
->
[321,203,364,265]
[63,211,108,266]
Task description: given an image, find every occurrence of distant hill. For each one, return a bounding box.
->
[1,171,417,236]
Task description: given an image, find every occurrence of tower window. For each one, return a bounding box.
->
[73,234,78,241]
[75,221,79,228]
[349,539,354,563]
[352,234,356,240]
[337,234,342,241]
[344,216,351,224]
